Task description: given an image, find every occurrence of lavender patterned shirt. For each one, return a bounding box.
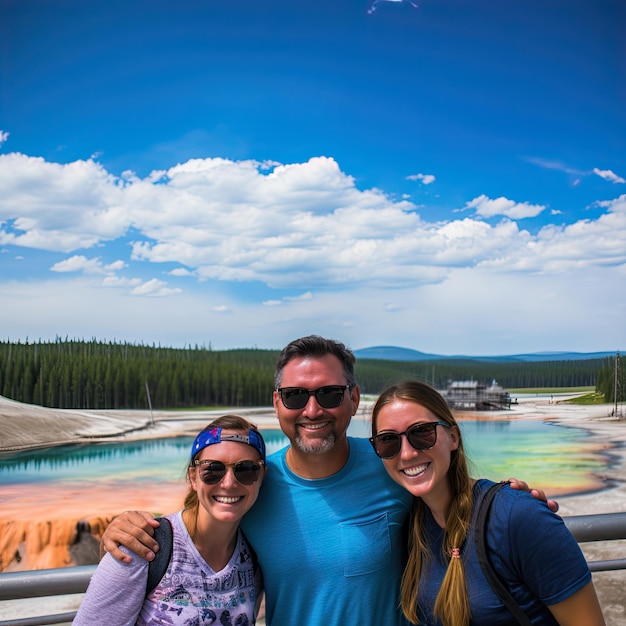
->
[73,511,261,626]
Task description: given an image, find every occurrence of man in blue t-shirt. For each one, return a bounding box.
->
[101,335,557,625]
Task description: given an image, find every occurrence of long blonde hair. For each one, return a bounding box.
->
[183,414,263,540]
[371,381,474,626]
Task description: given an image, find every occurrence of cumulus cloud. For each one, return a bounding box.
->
[262,292,312,306]
[102,276,142,288]
[50,255,125,275]
[168,268,194,277]
[593,167,626,184]
[1,151,625,300]
[0,131,9,147]
[50,255,182,296]
[0,153,128,251]
[481,194,626,273]
[284,292,313,302]
[130,279,182,297]
[407,173,436,185]
[464,195,546,219]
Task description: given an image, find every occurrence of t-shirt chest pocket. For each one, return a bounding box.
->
[340,513,392,577]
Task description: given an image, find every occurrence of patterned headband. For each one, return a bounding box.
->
[191,426,266,462]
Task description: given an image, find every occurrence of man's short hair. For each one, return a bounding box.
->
[274,335,357,389]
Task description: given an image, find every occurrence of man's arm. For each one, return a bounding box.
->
[101,482,557,563]
[100,511,160,562]
[508,477,559,513]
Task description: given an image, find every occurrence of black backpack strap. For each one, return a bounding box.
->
[475,482,532,626]
[146,517,173,595]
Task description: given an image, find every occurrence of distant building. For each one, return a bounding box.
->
[443,379,511,410]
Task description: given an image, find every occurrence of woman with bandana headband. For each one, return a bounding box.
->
[74,415,266,625]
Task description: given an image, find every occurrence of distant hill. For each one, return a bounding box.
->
[353,346,619,363]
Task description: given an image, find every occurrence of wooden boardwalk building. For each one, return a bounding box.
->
[443,380,511,410]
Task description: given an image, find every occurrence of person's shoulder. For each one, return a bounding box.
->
[266,444,288,467]
[488,480,558,529]
[497,481,544,503]
[475,478,539,501]
[349,436,376,454]
[262,446,290,485]
[474,477,497,493]
[101,545,150,574]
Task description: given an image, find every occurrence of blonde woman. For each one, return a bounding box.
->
[74,414,266,625]
[370,381,605,626]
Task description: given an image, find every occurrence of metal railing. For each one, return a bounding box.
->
[1,512,625,626]
[564,512,626,572]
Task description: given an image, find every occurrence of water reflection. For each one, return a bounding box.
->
[0,419,612,495]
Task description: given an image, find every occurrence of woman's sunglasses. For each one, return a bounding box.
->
[276,385,352,410]
[369,421,450,459]
[194,459,265,485]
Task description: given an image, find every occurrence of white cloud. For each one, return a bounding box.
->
[0,153,128,252]
[168,268,194,277]
[284,292,313,302]
[526,157,585,176]
[102,276,142,288]
[130,279,182,297]
[1,151,625,309]
[0,263,623,354]
[105,260,126,272]
[529,158,626,185]
[0,131,9,147]
[50,255,126,275]
[593,167,626,184]
[407,173,435,185]
[464,195,546,219]
[482,194,626,273]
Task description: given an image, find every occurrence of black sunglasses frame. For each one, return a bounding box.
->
[369,421,450,459]
[276,385,352,410]
[194,459,265,485]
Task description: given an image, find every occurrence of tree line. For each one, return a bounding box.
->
[356,357,614,394]
[0,339,277,409]
[0,338,621,410]
[595,353,625,404]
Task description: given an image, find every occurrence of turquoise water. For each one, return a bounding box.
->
[458,419,606,492]
[0,419,611,494]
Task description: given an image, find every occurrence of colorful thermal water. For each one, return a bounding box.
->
[0,419,611,522]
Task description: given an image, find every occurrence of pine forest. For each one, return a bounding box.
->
[0,339,622,410]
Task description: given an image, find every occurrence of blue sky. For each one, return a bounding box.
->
[1,0,625,355]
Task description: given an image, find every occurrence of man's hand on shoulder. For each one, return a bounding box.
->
[507,477,559,513]
[100,511,160,562]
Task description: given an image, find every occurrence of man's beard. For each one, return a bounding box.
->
[294,429,336,455]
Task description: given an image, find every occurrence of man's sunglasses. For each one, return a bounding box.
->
[276,385,352,410]
[369,422,450,459]
[194,460,265,485]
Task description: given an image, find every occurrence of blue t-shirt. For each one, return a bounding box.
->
[417,479,591,625]
[241,437,413,626]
